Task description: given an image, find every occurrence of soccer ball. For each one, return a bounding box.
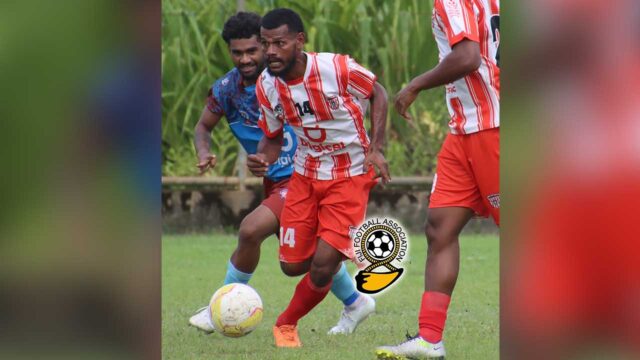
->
[365,230,395,259]
[209,283,263,337]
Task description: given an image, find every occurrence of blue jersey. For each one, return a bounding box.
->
[208,68,296,182]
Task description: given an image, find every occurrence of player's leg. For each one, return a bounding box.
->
[273,174,362,312]
[272,256,316,348]
[224,204,279,282]
[190,178,286,333]
[420,207,473,339]
[377,134,483,359]
[188,204,278,332]
[276,239,342,327]
[280,256,365,318]
[280,257,359,308]
[416,130,498,352]
[272,173,319,347]
[274,239,348,347]
[277,255,374,337]
[279,258,312,276]
[279,252,371,335]
[376,207,471,360]
[413,129,498,348]
[326,261,373,334]
[274,172,377,347]
[323,171,378,335]
[271,174,375,335]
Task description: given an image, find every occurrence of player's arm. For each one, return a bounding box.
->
[395,39,481,120]
[247,132,283,177]
[249,77,284,177]
[364,81,391,184]
[194,106,223,174]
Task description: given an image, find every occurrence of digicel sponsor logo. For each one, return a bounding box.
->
[299,137,346,152]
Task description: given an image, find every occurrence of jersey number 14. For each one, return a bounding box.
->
[280,227,295,248]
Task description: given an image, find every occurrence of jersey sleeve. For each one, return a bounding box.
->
[256,76,283,138]
[206,87,224,115]
[346,57,377,99]
[436,0,480,46]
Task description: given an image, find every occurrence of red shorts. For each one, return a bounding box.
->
[429,127,500,225]
[262,177,290,221]
[278,170,378,263]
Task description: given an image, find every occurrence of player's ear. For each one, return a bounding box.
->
[295,32,305,50]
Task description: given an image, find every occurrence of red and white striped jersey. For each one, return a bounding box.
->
[257,52,376,180]
[432,0,500,134]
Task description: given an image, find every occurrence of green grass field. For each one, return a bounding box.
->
[162,233,498,359]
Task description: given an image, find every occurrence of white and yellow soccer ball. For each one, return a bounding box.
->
[209,283,263,337]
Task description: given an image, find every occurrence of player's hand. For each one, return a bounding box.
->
[394,83,419,124]
[196,153,217,174]
[364,149,391,185]
[247,153,269,177]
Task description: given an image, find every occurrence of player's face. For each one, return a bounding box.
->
[228,35,265,81]
[260,25,303,77]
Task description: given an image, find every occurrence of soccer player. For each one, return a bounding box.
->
[249,8,390,347]
[188,12,374,335]
[376,0,500,358]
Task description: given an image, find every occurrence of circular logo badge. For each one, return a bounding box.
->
[351,218,409,294]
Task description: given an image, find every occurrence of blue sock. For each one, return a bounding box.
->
[223,261,253,285]
[330,262,360,306]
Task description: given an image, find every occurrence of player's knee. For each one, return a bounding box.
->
[424,218,451,251]
[280,262,307,277]
[424,220,440,245]
[309,260,334,287]
[238,221,262,247]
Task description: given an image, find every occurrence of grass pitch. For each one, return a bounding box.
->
[162,233,498,359]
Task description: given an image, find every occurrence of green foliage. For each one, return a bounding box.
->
[162,0,450,176]
[162,233,499,359]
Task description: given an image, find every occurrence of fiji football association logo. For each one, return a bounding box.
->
[327,96,340,111]
[352,218,408,294]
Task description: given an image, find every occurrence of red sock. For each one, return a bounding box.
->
[418,291,451,343]
[276,273,332,326]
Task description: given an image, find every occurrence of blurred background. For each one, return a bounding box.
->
[501,0,640,358]
[0,0,160,358]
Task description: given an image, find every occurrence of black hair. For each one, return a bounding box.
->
[221,11,262,44]
[261,8,305,34]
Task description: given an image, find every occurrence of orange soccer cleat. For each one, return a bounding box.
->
[273,325,302,348]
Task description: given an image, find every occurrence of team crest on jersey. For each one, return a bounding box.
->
[487,194,500,208]
[279,188,288,199]
[327,96,340,111]
[274,104,285,122]
[445,0,462,17]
